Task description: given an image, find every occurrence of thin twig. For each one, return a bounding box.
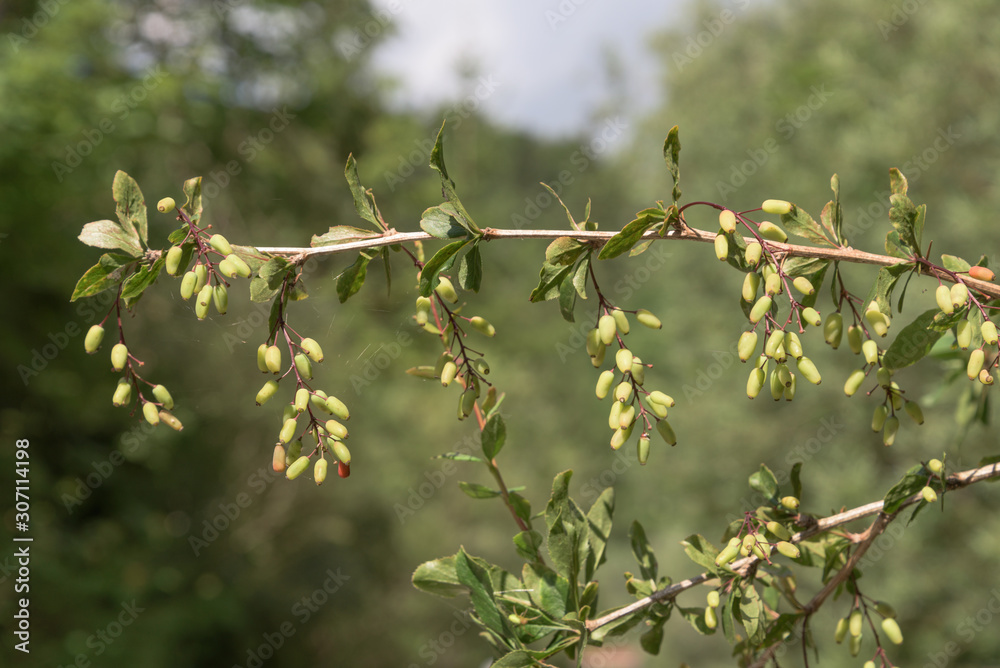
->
[584,462,1000,632]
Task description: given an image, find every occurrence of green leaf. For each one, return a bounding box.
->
[780,205,833,246]
[522,563,569,620]
[545,237,587,266]
[429,121,479,235]
[344,154,381,229]
[761,613,802,648]
[678,606,714,635]
[78,220,143,257]
[112,170,147,248]
[514,531,544,562]
[544,471,575,532]
[381,246,392,297]
[681,534,720,572]
[883,309,947,370]
[720,588,738,643]
[781,256,829,278]
[883,464,927,514]
[598,215,658,260]
[529,261,573,303]
[640,622,665,654]
[420,205,469,239]
[663,125,682,204]
[547,515,582,585]
[584,487,615,582]
[337,252,373,303]
[70,253,136,301]
[181,176,203,227]
[558,272,577,322]
[419,239,470,297]
[434,452,483,463]
[572,255,590,299]
[508,492,532,527]
[740,585,764,644]
[889,167,908,196]
[629,520,657,582]
[540,183,581,232]
[888,192,919,254]
[790,462,803,501]
[885,230,910,259]
[250,257,292,303]
[412,555,463,597]
[749,464,779,500]
[454,548,508,641]
[121,257,165,307]
[941,254,971,273]
[913,203,926,253]
[481,414,506,459]
[311,225,381,247]
[865,263,912,315]
[458,242,483,292]
[458,481,502,499]
[167,226,189,244]
[491,650,538,668]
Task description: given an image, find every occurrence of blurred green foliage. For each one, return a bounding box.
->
[1,0,999,666]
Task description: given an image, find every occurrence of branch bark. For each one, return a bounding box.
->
[584,462,1000,633]
[253,226,1000,299]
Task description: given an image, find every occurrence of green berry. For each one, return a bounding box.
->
[618,404,636,429]
[742,272,761,302]
[613,381,632,403]
[226,253,252,278]
[849,634,861,657]
[111,343,129,371]
[616,348,634,374]
[285,455,310,480]
[213,284,228,314]
[704,605,718,629]
[784,331,803,359]
[951,282,969,309]
[844,369,866,397]
[796,357,821,385]
[780,496,799,511]
[648,391,675,407]
[956,319,972,349]
[195,284,212,320]
[765,330,784,358]
[776,541,800,559]
[331,438,351,464]
[256,380,279,406]
[279,418,297,444]
[714,231,729,261]
[294,387,309,413]
[744,242,762,265]
[655,419,676,446]
[469,316,496,337]
[644,394,669,418]
[824,312,843,348]
[313,459,328,485]
[876,366,892,387]
[596,369,615,399]
[715,537,741,566]
[862,339,880,365]
[112,378,132,407]
[834,617,849,644]
[325,395,350,421]
[611,308,630,335]
[883,415,899,446]
[193,264,208,292]
[598,314,617,345]
[847,325,863,354]
[801,307,822,327]
[936,284,954,314]
[874,601,897,619]
[981,320,998,345]
[758,221,787,242]
[738,331,758,362]
[630,358,645,385]
[84,325,105,353]
[414,296,432,325]
[300,337,324,363]
[152,384,174,409]
[921,485,938,503]
[849,609,863,637]
[749,295,772,324]
[158,410,183,431]
[881,617,903,644]
[871,404,888,432]
[747,366,766,399]
[435,276,458,303]
[209,234,233,256]
[142,402,160,426]
[165,245,184,276]
[766,521,791,541]
[765,272,782,296]
[761,199,792,215]
[157,197,176,213]
[707,590,720,608]
[719,209,737,233]
[927,458,944,474]
[325,419,348,440]
[180,271,197,300]
[265,345,282,374]
[792,276,815,296]
[865,303,890,337]
[293,353,312,380]
[636,309,662,329]
[967,348,985,379]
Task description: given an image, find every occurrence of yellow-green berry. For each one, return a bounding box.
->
[157,197,176,213]
[85,325,105,353]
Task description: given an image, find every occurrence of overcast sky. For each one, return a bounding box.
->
[367,1,686,139]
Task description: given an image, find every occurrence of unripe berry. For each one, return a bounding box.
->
[293,388,309,413]
[226,253,252,278]
[180,271,197,300]
[256,344,269,373]
[801,307,822,327]
[636,309,662,329]
[761,199,792,215]
[849,609,863,637]
[738,331,758,362]
[435,276,458,303]
[769,367,784,400]
[472,358,490,376]
[111,343,129,371]
[313,458,328,485]
[616,348,634,374]
[265,345,282,374]
[766,521,792,541]
[609,427,628,451]
[644,394,668,418]
[195,284,212,320]
[785,331,803,360]
[655,419,676,446]
[598,314,617,345]
[797,357,822,385]
[863,662,875,668]
[142,401,160,426]
[325,395,350,421]
[707,590,720,608]
[824,312,843,348]
[300,337,324,363]
[745,242,763,266]
[719,209,737,233]
[608,400,622,429]
[596,370,615,399]
[935,284,953,314]
[765,272,782,296]
[776,363,794,387]
[792,276,815,296]
[862,339,880,365]
[218,257,238,278]
[980,368,994,385]
[967,348,985,379]
[834,617,849,644]
[630,358,645,385]
[883,415,899,446]
[749,295,772,324]
[780,496,799,511]
[459,386,477,419]
[112,378,132,407]
[871,404,888,432]
[279,418,297,444]
[951,282,969,309]
[272,444,286,472]
[256,380,279,406]
[611,308,630,335]
[213,284,228,314]
[613,381,632,403]
[414,296,432,325]
[920,485,938,503]
[152,384,174,410]
[742,272,761,302]
[847,325,863,354]
[776,541,800,559]
[586,328,603,357]
[765,330,785,358]
[865,304,890,337]
[158,410,183,431]
[325,419,348,440]
[331,438,351,465]
[704,605,718,629]
[715,537,741,566]
[747,367,766,399]
[714,231,729,261]
[85,325,105,353]
[927,458,944,474]
[440,360,458,386]
[157,197,176,213]
[165,246,184,276]
[758,221,787,242]
[881,617,903,645]
[286,455,310,480]
[784,373,797,401]
[969,265,995,281]
[648,391,675,407]
[982,320,998,345]
[849,634,861,657]
[876,366,892,388]
[956,319,972,349]
[469,316,496,337]
[193,264,208,292]
[293,353,312,380]
[618,404,636,430]
[874,601,897,619]
[844,369,866,397]
[209,234,233,256]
